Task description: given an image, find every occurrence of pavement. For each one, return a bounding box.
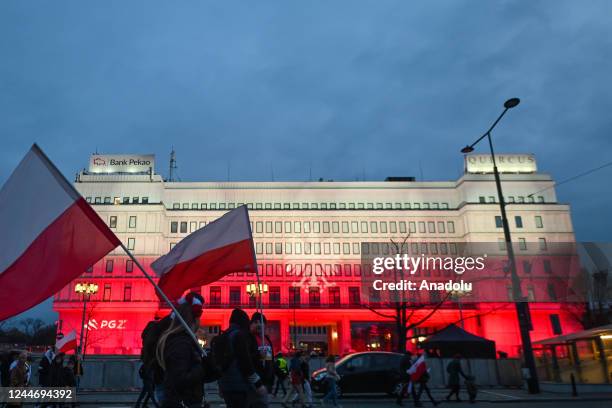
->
[55,386,612,407]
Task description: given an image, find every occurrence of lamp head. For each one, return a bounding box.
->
[461,145,475,154]
[504,98,520,109]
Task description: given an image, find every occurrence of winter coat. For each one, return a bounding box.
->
[446,359,466,387]
[161,330,204,407]
[217,325,263,393]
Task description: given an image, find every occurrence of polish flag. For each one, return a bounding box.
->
[0,145,121,321]
[408,354,427,382]
[56,329,78,353]
[152,205,257,300]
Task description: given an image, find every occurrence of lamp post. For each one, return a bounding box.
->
[460,98,540,394]
[74,283,98,354]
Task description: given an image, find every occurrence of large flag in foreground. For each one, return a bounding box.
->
[0,144,121,321]
[152,205,257,300]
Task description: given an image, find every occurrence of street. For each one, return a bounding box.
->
[63,387,612,407]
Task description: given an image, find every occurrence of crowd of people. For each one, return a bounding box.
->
[395,351,477,406]
[0,346,81,407]
[136,292,339,408]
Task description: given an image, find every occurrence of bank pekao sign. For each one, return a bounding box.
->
[465,153,537,174]
[89,154,155,174]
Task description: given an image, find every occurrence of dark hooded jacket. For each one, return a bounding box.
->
[161,330,204,407]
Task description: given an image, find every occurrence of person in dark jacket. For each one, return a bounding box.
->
[217,308,268,408]
[250,312,275,393]
[155,300,204,408]
[395,351,418,406]
[445,354,467,402]
[38,346,55,387]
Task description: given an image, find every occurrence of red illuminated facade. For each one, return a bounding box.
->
[53,153,584,356]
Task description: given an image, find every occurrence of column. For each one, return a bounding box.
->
[340,317,351,355]
[280,316,290,353]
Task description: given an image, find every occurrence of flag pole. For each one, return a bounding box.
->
[119,244,204,356]
[244,207,266,348]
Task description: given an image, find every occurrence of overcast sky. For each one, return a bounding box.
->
[1,1,611,322]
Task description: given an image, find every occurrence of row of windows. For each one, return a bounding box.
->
[495,215,544,229]
[109,215,138,229]
[498,237,549,251]
[169,220,457,235]
[87,196,149,205]
[171,202,451,210]
[253,241,461,257]
[479,195,545,204]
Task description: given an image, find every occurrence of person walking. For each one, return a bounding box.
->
[282,351,305,407]
[445,354,467,402]
[216,308,268,408]
[412,354,438,406]
[273,353,288,397]
[321,355,340,407]
[250,312,275,396]
[135,362,159,408]
[155,299,205,408]
[395,351,417,406]
[8,352,29,408]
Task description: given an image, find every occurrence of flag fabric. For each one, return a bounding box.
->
[408,354,427,382]
[0,144,121,321]
[152,205,257,300]
[56,329,78,353]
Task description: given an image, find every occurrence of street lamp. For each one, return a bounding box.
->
[74,283,98,354]
[246,282,268,298]
[460,98,540,394]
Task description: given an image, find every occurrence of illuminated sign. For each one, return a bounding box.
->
[465,154,537,174]
[89,154,154,174]
[86,319,127,330]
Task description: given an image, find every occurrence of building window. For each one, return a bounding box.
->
[103,284,111,301]
[269,287,281,306]
[127,238,135,250]
[537,196,545,203]
[329,287,340,307]
[289,287,300,306]
[495,216,502,228]
[437,222,445,233]
[309,287,320,306]
[85,266,93,274]
[547,283,557,301]
[515,216,523,228]
[349,287,360,306]
[104,197,111,204]
[170,222,178,233]
[124,284,132,301]
[427,222,435,233]
[518,238,527,250]
[126,260,133,273]
[523,260,532,274]
[543,259,552,274]
[447,221,455,233]
[275,222,282,233]
[129,216,137,228]
[210,287,221,306]
[133,197,139,204]
[285,222,292,233]
[94,197,101,204]
[527,286,535,301]
[109,216,117,229]
[256,242,263,254]
[550,314,562,335]
[105,260,114,273]
[180,222,187,233]
[539,238,547,250]
[229,287,241,306]
[488,196,495,203]
[399,222,407,234]
[479,196,486,203]
[361,221,368,233]
[418,222,426,233]
[535,216,543,228]
[275,243,282,254]
[142,197,149,204]
[370,222,378,233]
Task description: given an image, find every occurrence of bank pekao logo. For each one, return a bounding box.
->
[93,157,106,166]
[86,319,127,330]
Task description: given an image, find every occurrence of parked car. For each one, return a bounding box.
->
[311,351,402,396]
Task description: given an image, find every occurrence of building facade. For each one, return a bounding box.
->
[53,153,583,356]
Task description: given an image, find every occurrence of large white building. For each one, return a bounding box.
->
[53,153,581,355]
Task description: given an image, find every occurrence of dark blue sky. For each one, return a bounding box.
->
[1,1,611,321]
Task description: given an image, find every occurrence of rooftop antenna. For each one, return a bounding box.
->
[169,148,177,182]
[227,160,231,182]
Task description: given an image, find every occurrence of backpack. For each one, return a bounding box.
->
[141,316,171,384]
[210,328,238,374]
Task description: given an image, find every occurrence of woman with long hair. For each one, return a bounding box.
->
[155,298,204,408]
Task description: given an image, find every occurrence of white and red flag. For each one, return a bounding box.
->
[152,205,257,300]
[408,354,427,382]
[56,329,77,353]
[0,144,121,321]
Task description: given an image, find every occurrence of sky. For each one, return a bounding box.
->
[1,1,611,323]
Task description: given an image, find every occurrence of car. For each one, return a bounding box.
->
[311,351,402,397]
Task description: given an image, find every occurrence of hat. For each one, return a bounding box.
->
[177,292,204,318]
[251,311,267,324]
